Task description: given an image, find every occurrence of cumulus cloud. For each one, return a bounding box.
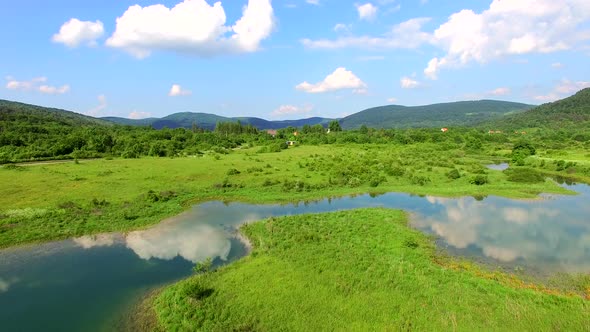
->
[129,111,153,119]
[387,97,397,103]
[168,84,192,96]
[296,67,367,93]
[52,18,104,47]
[86,95,108,117]
[357,3,378,21]
[400,76,421,89]
[534,79,590,102]
[306,0,320,5]
[302,18,430,49]
[5,77,70,95]
[424,0,590,79]
[271,104,314,117]
[489,87,511,96]
[106,0,275,58]
[333,23,351,33]
[551,62,564,68]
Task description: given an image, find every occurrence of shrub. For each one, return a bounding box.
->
[504,168,544,183]
[369,175,386,187]
[227,168,241,176]
[386,166,405,177]
[447,169,461,180]
[469,175,488,185]
[411,175,431,186]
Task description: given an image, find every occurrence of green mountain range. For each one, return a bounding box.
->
[3,89,589,133]
[103,113,334,131]
[339,100,534,129]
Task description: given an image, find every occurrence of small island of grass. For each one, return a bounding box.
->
[149,208,590,331]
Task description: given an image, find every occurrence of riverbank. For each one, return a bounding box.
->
[0,144,578,248]
[149,208,590,331]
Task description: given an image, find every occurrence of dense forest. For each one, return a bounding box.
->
[0,89,589,164]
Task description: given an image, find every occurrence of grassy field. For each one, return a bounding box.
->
[151,208,590,331]
[0,144,578,248]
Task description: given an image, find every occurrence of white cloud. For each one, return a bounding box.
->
[551,62,564,68]
[400,76,420,89]
[87,95,107,116]
[106,0,275,59]
[296,67,367,93]
[38,84,70,95]
[306,0,320,5]
[333,23,351,33]
[168,84,192,96]
[5,77,69,95]
[52,18,104,48]
[555,79,590,94]
[271,104,314,117]
[129,111,153,119]
[489,87,511,96]
[302,18,430,49]
[387,97,397,103]
[424,0,590,79]
[534,79,590,102]
[357,3,378,21]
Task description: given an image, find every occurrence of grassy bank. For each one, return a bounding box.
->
[151,208,589,331]
[0,144,576,248]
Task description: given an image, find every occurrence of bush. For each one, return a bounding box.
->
[469,175,488,185]
[369,175,386,187]
[411,175,431,186]
[227,168,241,175]
[387,166,405,177]
[447,169,461,180]
[504,168,544,183]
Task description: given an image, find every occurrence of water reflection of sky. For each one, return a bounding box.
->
[68,183,590,274]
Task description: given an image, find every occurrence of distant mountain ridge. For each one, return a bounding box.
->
[103,113,334,130]
[339,100,535,129]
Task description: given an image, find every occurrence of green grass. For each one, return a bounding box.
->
[152,208,590,331]
[0,144,575,248]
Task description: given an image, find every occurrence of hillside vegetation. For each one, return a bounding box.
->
[487,88,590,130]
[340,100,534,129]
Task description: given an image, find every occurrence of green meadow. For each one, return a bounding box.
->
[150,209,590,331]
[0,144,575,248]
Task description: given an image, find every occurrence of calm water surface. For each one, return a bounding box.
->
[1,183,589,331]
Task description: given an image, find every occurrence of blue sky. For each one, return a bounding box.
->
[1,0,589,120]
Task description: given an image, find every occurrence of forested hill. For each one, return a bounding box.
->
[339,100,534,129]
[485,88,590,129]
[0,99,113,127]
[103,113,333,130]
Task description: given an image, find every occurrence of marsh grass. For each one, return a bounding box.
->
[0,145,577,248]
[153,209,590,331]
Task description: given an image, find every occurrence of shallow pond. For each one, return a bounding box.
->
[486,163,510,171]
[1,183,589,331]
